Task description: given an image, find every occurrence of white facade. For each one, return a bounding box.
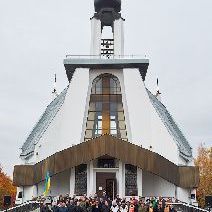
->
[25,68,186,166]
[16,160,193,202]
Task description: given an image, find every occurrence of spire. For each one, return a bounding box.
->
[156,77,161,101]
[91,0,124,56]
[52,74,58,100]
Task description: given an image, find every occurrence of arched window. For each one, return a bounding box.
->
[91,73,121,95]
[84,74,127,141]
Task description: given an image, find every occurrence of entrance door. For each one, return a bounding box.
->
[106,179,116,199]
[96,172,117,197]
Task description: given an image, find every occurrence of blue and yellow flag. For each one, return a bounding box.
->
[43,172,50,197]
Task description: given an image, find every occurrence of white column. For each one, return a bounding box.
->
[114,19,124,56]
[123,163,126,197]
[118,160,123,197]
[88,161,94,195]
[70,167,75,196]
[32,185,38,198]
[90,18,102,55]
[120,70,132,142]
[137,168,143,197]
[87,163,90,196]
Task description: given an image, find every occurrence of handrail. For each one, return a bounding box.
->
[172,202,208,212]
[2,201,40,212]
[65,54,148,59]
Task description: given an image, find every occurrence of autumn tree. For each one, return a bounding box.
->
[194,144,212,208]
[0,165,17,210]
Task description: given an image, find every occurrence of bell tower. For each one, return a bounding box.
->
[91,0,124,56]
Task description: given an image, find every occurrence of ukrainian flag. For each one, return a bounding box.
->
[43,172,51,197]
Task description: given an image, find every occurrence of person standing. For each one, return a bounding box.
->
[102,200,110,212]
[119,203,128,212]
[129,202,135,212]
[40,203,51,212]
[138,202,147,212]
[67,200,75,212]
[111,201,119,212]
[92,200,101,212]
[52,202,59,212]
[148,204,153,212]
[59,202,68,212]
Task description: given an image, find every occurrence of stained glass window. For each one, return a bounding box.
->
[84,74,127,141]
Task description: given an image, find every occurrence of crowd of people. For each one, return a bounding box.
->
[40,193,177,212]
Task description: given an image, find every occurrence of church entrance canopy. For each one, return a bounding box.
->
[13,134,199,188]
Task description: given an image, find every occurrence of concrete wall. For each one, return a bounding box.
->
[142,169,176,197]
[37,169,71,197]
[90,18,101,55]
[123,68,179,164]
[114,19,124,55]
[177,187,190,204]
[20,186,37,202]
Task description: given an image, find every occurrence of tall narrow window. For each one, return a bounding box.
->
[75,164,87,196]
[84,74,127,141]
[125,164,138,196]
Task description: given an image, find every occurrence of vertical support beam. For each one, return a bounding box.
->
[32,185,38,198]
[70,167,75,196]
[87,163,90,196]
[102,103,110,134]
[137,168,143,197]
[90,18,102,55]
[88,161,94,195]
[118,160,123,197]
[114,19,124,56]
[102,76,110,134]
[123,163,126,197]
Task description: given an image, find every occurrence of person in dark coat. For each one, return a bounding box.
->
[102,200,110,212]
[92,200,101,212]
[52,202,59,212]
[59,202,69,212]
[102,192,108,202]
[40,203,51,212]
[75,201,85,212]
[67,200,75,212]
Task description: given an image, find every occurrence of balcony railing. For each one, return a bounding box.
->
[172,202,209,212]
[65,54,148,59]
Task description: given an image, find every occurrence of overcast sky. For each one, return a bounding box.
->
[0,0,212,178]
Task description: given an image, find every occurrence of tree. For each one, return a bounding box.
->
[194,144,212,208]
[0,165,17,210]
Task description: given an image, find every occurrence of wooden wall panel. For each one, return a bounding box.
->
[13,134,199,188]
[179,166,199,188]
[13,165,34,186]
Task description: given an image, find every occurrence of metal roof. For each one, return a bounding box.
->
[146,89,193,161]
[20,87,68,159]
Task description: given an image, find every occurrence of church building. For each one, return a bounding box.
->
[13,0,199,204]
